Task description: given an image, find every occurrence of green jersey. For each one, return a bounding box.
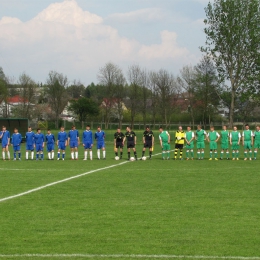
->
[254,130,260,142]
[159,131,169,143]
[221,130,229,144]
[243,130,253,141]
[196,129,206,142]
[186,131,194,144]
[230,131,240,142]
[208,131,220,141]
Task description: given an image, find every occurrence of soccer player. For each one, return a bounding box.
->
[82,125,93,160]
[174,126,185,160]
[185,126,195,160]
[220,125,230,160]
[11,128,22,160]
[242,124,254,160]
[25,126,35,160]
[123,126,137,160]
[45,129,55,160]
[0,126,10,160]
[195,125,207,160]
[159,127,171,160]
[114,128,125,159]
[57,126,67,160]
[68,125,80,160]
[207,126,220,160]
[253,125,260,160]
[34,128,45,160]
[141,126,154,160]
[230,126,241,160]
[95,126,106,159]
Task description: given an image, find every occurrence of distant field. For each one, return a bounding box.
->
[0,133,260,260]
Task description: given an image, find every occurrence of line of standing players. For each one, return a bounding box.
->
[0,125,154,161]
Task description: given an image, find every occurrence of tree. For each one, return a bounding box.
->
[97,62,126,129]
[45,71,69,128]
[68,97,99,129]
[202,0,260,127]
[66,80,85,99]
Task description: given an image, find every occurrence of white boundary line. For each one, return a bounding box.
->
[0,254,259,259]
[0,152,164,203]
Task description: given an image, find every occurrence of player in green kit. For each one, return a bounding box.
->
[220,125,230,160]
[242,124,254,160]
[185,126,194,160]
[159,127,171,160]
[253,125,260,160]
[207,126,220,160]
[195,125,207,160]
[230,126,241,160]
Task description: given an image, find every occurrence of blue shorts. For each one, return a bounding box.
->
[47,144,54,152]
[2,143,8,149]
[26,144,34,151]
[70,141,78,148]
[84,142,92,149]
[97,142,105,149]
[58,142,66,150]
[13,145,21,152]
[36,143,43,152]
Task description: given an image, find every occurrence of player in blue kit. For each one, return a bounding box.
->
[57,126,67,160]
[95,126,106,159]
[11,128,22,160]
[34,128,45,160]
[0,125,10,160]
[25,127,35,160]
[68,125,80,160]
[45,129,55,160]
[82,125,93,160]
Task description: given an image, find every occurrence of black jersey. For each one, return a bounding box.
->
[143,130,154,142]
[125,131,136,142]
[114,132,125,142]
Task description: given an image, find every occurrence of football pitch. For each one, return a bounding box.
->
[0,138,260,260]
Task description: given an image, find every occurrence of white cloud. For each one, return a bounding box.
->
[0,0,195,83]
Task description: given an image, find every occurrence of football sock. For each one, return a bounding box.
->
[36,153,39,159]
[220,151,223,158]
[214,152,217,158]
[115,152,118,156]
[174,149,178,159]
[71,152,74,159]
[142,151,145,157]
[191,150,194,158]
[2,152,5,160]
[149,151,152,158]
[48,152,51,159]
[7,151,10,159]
[90,151,92,160]
[52,151,54,159]
[232,151,235,158]
[167,151,170,158]
[210,151,213,158]
[103,150,106,158]
[162,151,165,158]
[57,152,60,159]
[84,151,88,159]
[134,151,137,159]
[75,152,78,159]
[14,153,16,159]
[26,151,29,159]
[254,151,257,158]
[128,152,130,159]
[186,150,189,158]
[97,150,100,159]
[249,151,252,158]
[197,151,200,159]
[244,151,247,158]
[236,151,239,158]
[201,151,204,159]
[179,149,183,158]
[226,151,229,158]
[41,153,43,159]
[62,152,65,159]
[31,152,34,160]
[18,152,21,158]
[120,152,123,158]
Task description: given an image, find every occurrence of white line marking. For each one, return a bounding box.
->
[0,152,163,203]
[0,254,259,259]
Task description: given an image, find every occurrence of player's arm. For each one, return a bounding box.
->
[152,135,154,146]
[143,135,145,144]
[0,131,3,139]
[229,134,232,145]
[242,132,244,145]
[159,136,163,148]
[134,134,137,144]
[251,131,254,145]
[42,136,45,147]
[216,133,220,142]
[167,132,170,143]
[238,133,241,144]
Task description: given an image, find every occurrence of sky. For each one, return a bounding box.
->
[0,0,209,85]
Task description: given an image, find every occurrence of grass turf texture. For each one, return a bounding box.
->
[0,131,260,260]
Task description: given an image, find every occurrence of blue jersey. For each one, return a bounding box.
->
[45,134,55,144]
[57,131,67,142]
[0,130,10,144]
[34,133,45,145]
[83,130,93,144]
[26,131,35,145]
[95,131,105,143]
[68,130,79,142]
[11,133,22,146]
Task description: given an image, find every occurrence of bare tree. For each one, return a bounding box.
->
[45,71,69,129]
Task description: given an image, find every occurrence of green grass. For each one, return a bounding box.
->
[0,134,260,260]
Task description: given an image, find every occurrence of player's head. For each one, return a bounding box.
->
[117,128,121,133]
[222,125,227,130]
[256,125,260,131]
[14,128,18,133]
[37,128,41,133]
[159,126,163,133]
[86,125,90,130]
[97,126,101,132]
[72,125,75,130]
[146,126,150,131]
[60,126,64,131]
[178,126,182,131]
[197,125,201,130]
[187,126,191,131]
[245,124,249,130]
[28,126,32,132]
[2,125,6,131]
[233,126,237,131]
[47,129,51,134]
[210,126,214,131]
[126,126,131,132]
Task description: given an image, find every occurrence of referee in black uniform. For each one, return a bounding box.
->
[114,128,125,159]
[123,126,138,160]
[141,126,154,159]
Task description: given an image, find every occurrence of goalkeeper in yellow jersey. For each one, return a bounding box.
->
[174,126,185,160]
